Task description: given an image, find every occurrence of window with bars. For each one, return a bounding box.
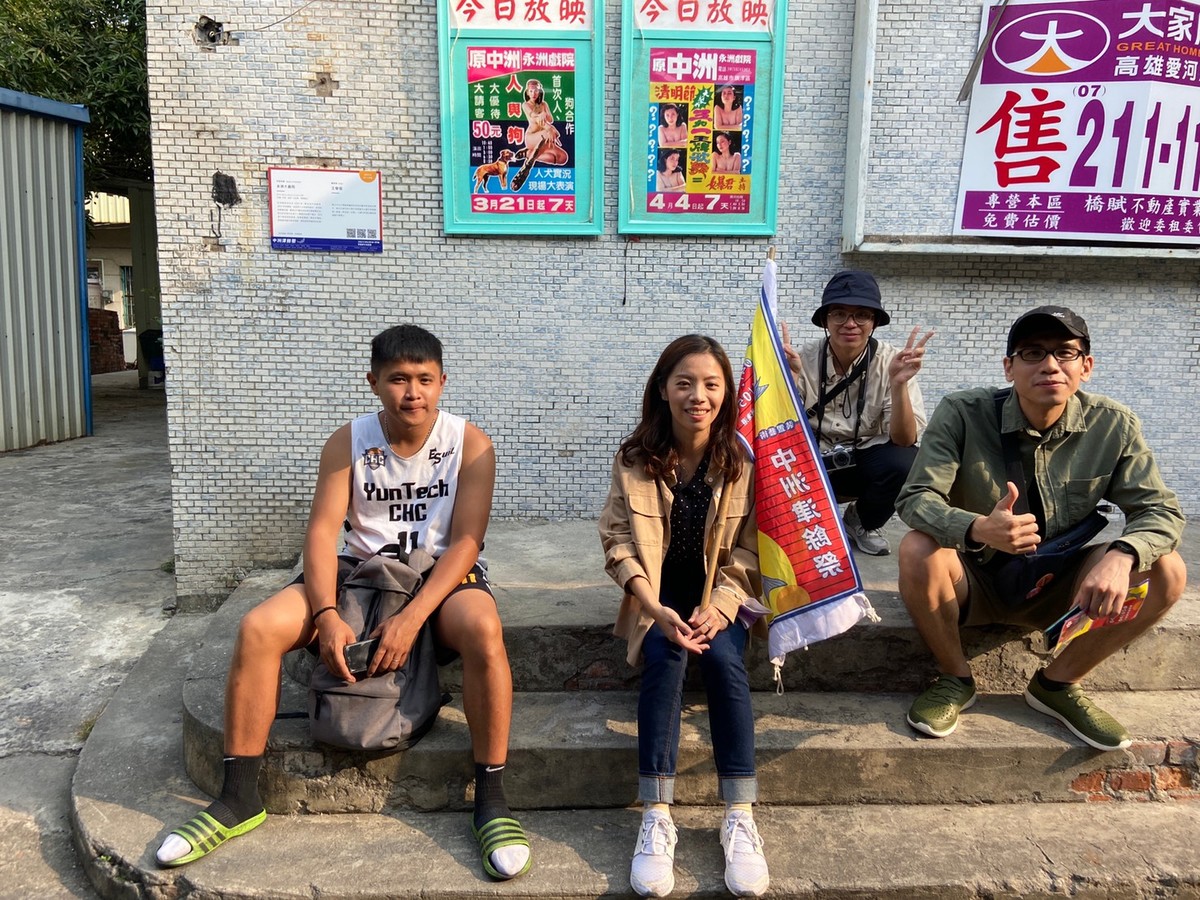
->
[120,266,134,327]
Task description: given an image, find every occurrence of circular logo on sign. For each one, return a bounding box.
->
[990,9,1110,77]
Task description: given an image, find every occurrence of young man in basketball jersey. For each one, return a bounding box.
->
[156,324,531,880]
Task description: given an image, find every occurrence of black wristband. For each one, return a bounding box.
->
[964,521,986,553]
[311,606,337,622]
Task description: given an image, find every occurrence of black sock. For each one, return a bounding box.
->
[945,673,975,689]
[205,755,264,826]
[1036,670,1072,692]
[473,762,512,830]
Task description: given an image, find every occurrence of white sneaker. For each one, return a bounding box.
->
[843,502,890,556]
[630,808,677,897]
[720,810,769,897]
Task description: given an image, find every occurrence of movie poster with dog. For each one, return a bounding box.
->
[467,47,577,215]
[646,48,755,215]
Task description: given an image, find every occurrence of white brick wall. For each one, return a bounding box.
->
[146,1,1200,605]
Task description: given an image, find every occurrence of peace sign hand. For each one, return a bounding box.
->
[780,321,803,381]
[888,326,935,386]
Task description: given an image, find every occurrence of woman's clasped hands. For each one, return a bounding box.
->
[644,598,729,654]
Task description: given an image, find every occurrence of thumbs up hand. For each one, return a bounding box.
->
[968,481,1041,554]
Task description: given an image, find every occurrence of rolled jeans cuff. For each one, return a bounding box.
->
[718,775,758,804]
[638,775,676,804]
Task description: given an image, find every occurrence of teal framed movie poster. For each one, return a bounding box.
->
[437,0,605,235]
[617,0,788,234]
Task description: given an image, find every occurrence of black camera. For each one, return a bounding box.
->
[821,444,856,472]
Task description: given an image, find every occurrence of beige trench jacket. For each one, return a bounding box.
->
[598,454,764,666]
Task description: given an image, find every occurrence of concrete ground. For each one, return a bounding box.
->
[0,371,173,899]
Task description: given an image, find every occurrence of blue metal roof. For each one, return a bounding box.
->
[0,87,90,124]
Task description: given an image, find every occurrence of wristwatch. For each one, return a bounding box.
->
[1108,541,1138,562]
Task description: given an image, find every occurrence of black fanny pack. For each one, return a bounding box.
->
[974,509,1109,606]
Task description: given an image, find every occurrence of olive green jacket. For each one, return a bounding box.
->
[895,388,1184,571]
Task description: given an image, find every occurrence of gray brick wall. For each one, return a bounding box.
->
[146,1,1199,605]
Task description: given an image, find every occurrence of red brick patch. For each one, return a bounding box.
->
[1165,790,1200,801]
[1070,740,1200,801]
[1108,770,1153,792]
[1155,768,1194,791]
[88,308,127,374]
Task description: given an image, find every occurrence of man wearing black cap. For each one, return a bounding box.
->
[895,306,1186,751]
[782,269,934,556]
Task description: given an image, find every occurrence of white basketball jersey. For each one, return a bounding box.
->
[344,410,465,560]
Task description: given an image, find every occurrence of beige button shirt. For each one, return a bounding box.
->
[598,455,764,665]
[794,338,926,454]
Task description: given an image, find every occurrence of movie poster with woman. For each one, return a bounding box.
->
[645,48,756,215]
[466,47,578,215]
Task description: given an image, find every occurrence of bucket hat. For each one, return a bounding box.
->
[813,270,890,327]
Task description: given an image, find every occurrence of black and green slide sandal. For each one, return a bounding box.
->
[157,809,266,867]
[472,816,532,881]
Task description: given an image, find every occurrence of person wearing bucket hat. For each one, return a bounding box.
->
[895,305,1186,752]
[781,270,935,556]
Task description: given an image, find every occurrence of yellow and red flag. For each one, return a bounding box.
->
[736,257,877,667]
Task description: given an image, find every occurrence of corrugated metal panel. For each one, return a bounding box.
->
[85,191,131,225]
[0,96,89,450]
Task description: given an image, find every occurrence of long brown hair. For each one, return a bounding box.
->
[618,334,745,483]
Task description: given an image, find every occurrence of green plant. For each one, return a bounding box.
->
[0,0,152,190]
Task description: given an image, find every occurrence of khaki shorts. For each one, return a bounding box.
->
[959,545,1101,629]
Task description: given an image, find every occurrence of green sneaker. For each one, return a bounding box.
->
[906,674,977,737]
[1024,676,1131,751]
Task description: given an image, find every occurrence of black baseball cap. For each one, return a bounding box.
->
[813,270,890,327]
[1006,306,1090,356]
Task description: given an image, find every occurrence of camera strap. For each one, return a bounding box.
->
[810,337,876,447]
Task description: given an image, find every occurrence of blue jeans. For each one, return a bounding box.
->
[637,618,757,804]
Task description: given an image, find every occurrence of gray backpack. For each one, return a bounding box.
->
[307,546,445,751]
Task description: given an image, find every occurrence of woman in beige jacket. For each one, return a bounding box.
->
[599,334,768,898]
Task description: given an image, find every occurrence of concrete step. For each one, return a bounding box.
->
[172,552,1200,815]
[484,518,1200,686]
[80,803,1200,899]
[185,679,1200,814]
[483,518,1200,693]
[74,611,1200,899]
[222,519,1200,698]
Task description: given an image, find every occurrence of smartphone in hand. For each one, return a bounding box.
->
[343,637,381,677]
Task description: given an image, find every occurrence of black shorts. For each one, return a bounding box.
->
[294,555,494,664]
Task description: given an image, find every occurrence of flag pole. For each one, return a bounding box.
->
[700,246,776,612]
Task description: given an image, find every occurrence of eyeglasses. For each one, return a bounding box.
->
[1009,346,1087,363]
[826,309,875,326]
